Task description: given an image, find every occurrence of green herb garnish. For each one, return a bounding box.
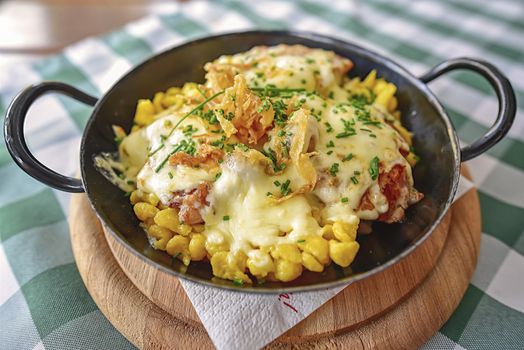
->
[233,279,244,286]
[341,197,349,203]
[342,153,354,162]
[166,90,224,138]
[280,179,292,196]
[369,156,380,180]
[329,163,339,177]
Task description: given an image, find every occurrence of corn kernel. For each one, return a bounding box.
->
[363,69,377,89]
[189,234,207,261]
[166,87,181,95]
[247,250,275,278]
[148,224,173,250]
[146,193,160,207]
[166,235,190,265]
[274,259,302,282]
[154,208,180,232]
[161,95,183,109]
[333,218,358,242]
[329,240,360,267]
[210,251,251,283]
[395,124,413,146]
[387,96,398,112]
[134,99,155,126]
[153,92,165,113]
[133,202,159,221]
[373,79,388,94]
[192,224,205,233]
[321,225,335,240]
[177,224,192,237]
[129,190,142,205]
[270,244,302,264]
[303,236,329,264]
[375,83,397,108]
[302,252,324,272]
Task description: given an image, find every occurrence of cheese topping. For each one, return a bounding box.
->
[95,44,423,283]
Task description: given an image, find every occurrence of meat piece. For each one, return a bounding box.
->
[169,183,210,225]
[358,164,423,223]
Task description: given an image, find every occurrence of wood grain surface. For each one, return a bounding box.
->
[69,170,480,349]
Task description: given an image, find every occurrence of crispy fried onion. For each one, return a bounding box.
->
[263,108,319,175]
[214,75,274,144]
[169,143,224,169]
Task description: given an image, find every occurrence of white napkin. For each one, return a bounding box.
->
[180,176,475,350]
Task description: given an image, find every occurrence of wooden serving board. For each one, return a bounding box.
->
[69,170,480,349]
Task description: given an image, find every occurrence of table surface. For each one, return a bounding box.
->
[1,1,523,350]
[0,0,184,66]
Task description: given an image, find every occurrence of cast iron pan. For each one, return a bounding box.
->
[4,31,516,292]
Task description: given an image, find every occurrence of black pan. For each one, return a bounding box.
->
[4,31,516,292]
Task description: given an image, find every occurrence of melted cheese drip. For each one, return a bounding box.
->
[202,153,321,252]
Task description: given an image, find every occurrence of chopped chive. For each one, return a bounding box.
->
[155,143,184,173]
[274,180,281,186]
[369,156,380,181]
[336,132,356,138]
[324,122,333,133]
[126,180,135,185]
[329,163,339,177]
[326,140,335,148]
[223,215,230,221]
[297,239,306,243]
[148,143,165,156]
[166,90,224,138]
[280,179,292,196]
[168,172,173,179]
[341,197,349,203]
[351,176,359,184]
[233,279,244,286]
[266,192,273,196]
[327,150,334,155]
[342,153,354,162]
[215,172,222,180]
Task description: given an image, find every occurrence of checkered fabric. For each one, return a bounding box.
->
[1,0,523,349]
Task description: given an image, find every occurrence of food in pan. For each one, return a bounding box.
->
[96,45,423,285]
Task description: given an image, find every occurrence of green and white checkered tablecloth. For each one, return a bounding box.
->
[1,0,523,349]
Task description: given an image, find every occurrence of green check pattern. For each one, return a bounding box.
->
[1,0,523,349]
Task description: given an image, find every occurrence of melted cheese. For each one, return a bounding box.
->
[104,45,418,257]
[120,113,217,204]
[201,152,321,252]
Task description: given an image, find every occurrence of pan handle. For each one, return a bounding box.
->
[420,58,516,162]
[3,82,98,193]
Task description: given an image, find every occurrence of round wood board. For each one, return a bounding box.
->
[69,169,480,349]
